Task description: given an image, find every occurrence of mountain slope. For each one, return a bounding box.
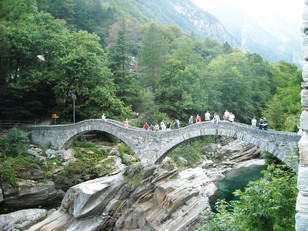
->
[133,0,241,48]
[191,0,302,67]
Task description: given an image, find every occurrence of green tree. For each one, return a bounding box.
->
[0,0,131,121]
[107,26,141,107]
[48,30,132,120]
[195,38,224,64]
[263,62,301,131]
[0,1,68,119]
[198,164,297,231]
[246,53,272,119]
[38,0,76,25]
[139,23,168,90]
[203,52,272,123]
[4,128,29,156]
[170,36,204,67]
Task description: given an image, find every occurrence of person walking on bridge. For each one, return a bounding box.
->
[101,113,106,121]
[213,113,220,125]
[160,121,166,130]
[143,122,149,130]
[166,121,171,130]
[196,114,201,123]
[174,119,180,129]
[223,109,230,121]
[251,116,257,128]
[188,116,193,125]
[229,112,235,122]
[205,111,211,121]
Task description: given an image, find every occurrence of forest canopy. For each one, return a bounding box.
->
[0,0,302,131]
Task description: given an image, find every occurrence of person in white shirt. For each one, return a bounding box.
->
[213,113,220,125]
[251,116,257,128]
[205,111,211,121]
[229,112,235,122]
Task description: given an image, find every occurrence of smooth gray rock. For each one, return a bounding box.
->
[26,210,75,231]
[2,180,64,209]
[61,171,126,218]
[0,209,47,231]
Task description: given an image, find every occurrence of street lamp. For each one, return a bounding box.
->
[71,93,77,123]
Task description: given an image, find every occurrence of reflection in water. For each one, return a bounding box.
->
[209,165,264,211]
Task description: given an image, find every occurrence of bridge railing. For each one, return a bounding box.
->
[30,119,300,139]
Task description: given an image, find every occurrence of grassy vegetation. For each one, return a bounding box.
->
[169,136,223,169]
[54,139,116,190]
[0,129,121,190]
[0,128,42,187]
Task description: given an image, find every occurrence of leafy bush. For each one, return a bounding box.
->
[54,141,113,190]
[3,127,29,156]
[0,156,43,186]
[169,136,216,168]
[73,139,97,148]
[119,143,138,164]
[0,162,18,187]
[54,160,94,190]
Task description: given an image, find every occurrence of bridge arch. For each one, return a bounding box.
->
[151,121,299,169]
[31,119,140,155]
[30,119,300,169]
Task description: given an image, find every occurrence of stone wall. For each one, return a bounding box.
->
[296,1,308,229]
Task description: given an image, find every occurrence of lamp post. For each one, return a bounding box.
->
[71,93,77,123]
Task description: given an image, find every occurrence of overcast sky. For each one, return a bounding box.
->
[191,0,303,26]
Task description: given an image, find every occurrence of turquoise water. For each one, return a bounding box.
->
[209,164,264,211]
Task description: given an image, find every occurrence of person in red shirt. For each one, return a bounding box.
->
[195,114,201,123]
[143,122,150,130]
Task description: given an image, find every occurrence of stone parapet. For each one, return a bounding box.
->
[30,119,300,169]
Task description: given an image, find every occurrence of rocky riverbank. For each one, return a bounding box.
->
[0,139,264,230]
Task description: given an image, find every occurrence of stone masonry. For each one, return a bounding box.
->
[30,119,300,169]
[296,1,308,229]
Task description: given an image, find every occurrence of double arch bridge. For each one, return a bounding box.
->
[30,119,300,168]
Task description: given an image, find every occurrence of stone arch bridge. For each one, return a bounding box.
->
[30,119,300,168]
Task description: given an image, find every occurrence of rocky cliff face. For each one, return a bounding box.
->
[134,0,241,48]
[0,139,263,230]
[26,161,216,230]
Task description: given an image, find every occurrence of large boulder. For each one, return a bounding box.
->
[0,209,47,231]
[2,180,64,209]
[220,139,261,162]
[61,170,127,218]
[27,165,215,230]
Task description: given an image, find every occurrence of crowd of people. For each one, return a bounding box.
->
[142,109,239,131]
[143,121,172,131]
[102,110,269,131]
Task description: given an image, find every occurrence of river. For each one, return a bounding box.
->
[209,164,265,211]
